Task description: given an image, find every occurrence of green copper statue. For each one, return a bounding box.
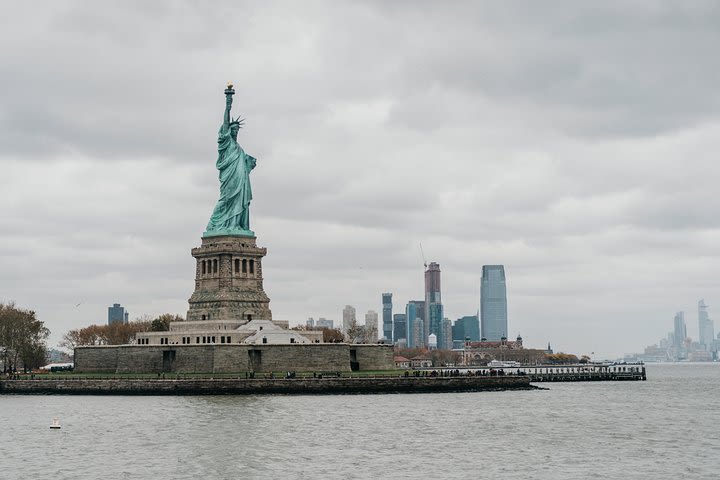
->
[204,83,257,237]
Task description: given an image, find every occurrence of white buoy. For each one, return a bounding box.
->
[50,418,61,429]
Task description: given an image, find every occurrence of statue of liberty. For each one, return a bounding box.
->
[204,83,257,237]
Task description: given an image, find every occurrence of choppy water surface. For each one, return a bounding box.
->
[2,364,718,479]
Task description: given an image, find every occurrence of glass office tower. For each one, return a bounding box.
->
[480,265,507,341]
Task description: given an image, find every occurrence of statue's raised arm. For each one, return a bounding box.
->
[224,84,233,125]
[204,83,256,238]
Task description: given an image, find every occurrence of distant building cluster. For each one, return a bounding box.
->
[333,262,549,357]
[306,317,334,329]
[627,299,718,362]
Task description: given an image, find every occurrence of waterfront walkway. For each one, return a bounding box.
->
[0,375,535,395]
[516,363,646,381]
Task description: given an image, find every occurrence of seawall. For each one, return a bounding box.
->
[0,375,534,395]
[74,343,394,374]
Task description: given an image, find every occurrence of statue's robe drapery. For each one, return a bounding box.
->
[206,123,256,234]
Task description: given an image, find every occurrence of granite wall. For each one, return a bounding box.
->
[75,344,394,374]
[0,375,533,395]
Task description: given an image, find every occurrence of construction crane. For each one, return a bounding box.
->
[419,242,427,269]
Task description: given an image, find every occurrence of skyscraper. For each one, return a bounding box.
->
[428,302,444,347]
[698,300,715,351]
[342,305,356,333]
[382,293,393,341]
[108,303,129,325]
[405,302,417,348]
[412,318,424,349]
[452,315,480,342]
[673,311,686,348]
[365,310,378,343]
[441,318,453,350]
[480,265,507,341]
[424,262,442,345]
[393,313,407,344]
[406,300,425,348]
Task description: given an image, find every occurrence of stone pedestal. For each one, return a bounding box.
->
[187,235,272,322]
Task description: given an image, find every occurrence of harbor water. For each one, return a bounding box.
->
[1,363,718,479]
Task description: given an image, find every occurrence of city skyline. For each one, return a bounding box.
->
[628,300,718,361]
[3,3,720,359]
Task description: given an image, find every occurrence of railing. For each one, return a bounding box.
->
[1,363,647,382]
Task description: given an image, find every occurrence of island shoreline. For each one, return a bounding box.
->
[0,376,538,395]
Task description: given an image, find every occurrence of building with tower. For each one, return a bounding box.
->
[424,262,442,346]
[481,265,508,341]
[462,335,546,365]
[108,303,129,325]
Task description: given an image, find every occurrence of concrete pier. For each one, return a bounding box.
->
[515,363,646,382]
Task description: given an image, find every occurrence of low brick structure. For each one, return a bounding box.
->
[463,337,547,365]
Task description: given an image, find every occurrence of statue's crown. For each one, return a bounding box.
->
[229,116,245,128]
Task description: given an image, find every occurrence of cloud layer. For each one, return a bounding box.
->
[2,1,720,357]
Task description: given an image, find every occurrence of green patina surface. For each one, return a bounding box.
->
[204,84,257,238]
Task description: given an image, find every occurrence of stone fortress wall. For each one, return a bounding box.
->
[75,344,394,374]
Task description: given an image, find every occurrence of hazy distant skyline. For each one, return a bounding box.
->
[2,1,720,358]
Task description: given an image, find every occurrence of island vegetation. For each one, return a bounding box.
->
[60,313,184,349]
[0,302,49,372]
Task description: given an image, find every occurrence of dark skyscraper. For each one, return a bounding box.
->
[382,293,393,342]
[393,313,407,344]
[428,302,444,347]
[453,315,480,342]
[108,303,129,325]
[424,262,441,345]
[481,265,507,341]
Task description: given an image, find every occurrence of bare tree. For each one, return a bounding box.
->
[345,319,369,343]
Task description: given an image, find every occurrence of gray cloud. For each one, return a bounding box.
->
[2,1,720,358]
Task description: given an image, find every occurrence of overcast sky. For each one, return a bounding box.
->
[2,1,719,358]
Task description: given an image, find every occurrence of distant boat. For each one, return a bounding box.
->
[50,418,61,429]
[487,360,521,368]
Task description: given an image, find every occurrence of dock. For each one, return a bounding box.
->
[515,363,646,382]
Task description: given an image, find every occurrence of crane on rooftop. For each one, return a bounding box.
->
[419,242,427,270]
